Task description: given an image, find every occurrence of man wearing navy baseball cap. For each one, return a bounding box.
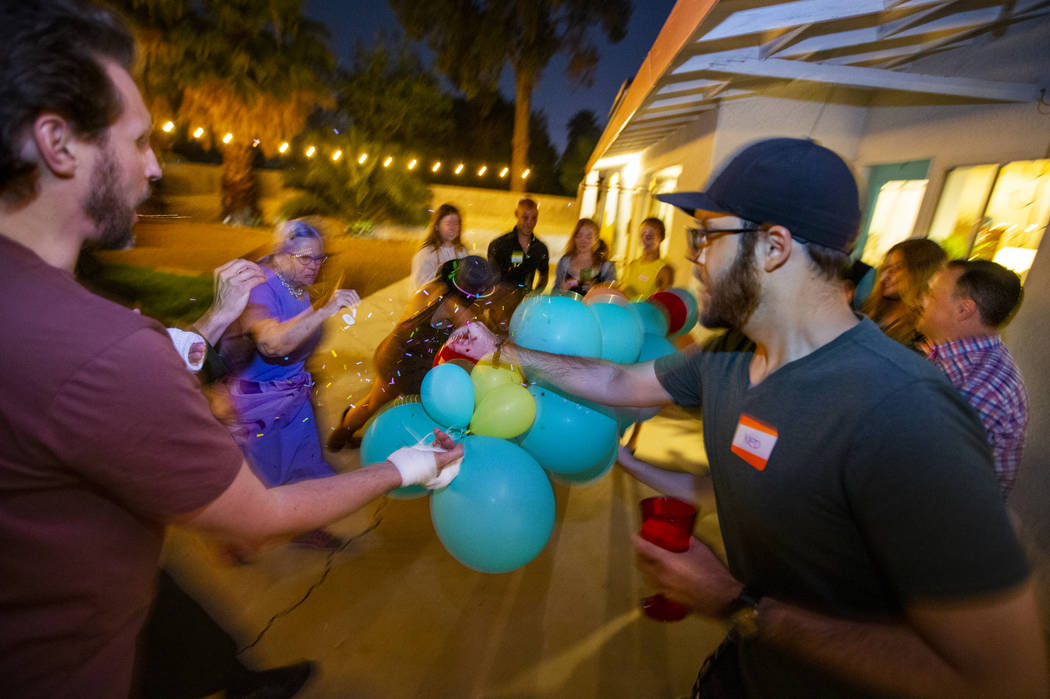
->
[450,137,1046,696]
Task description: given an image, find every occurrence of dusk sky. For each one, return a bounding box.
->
[303,0,678,153]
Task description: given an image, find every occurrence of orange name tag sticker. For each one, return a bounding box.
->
[730,414,778,471]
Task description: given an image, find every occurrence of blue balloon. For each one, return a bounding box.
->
[507,292,546,339]
[519,385,618,476]
[638,333,677,362]
[628,301,669,337]
[511,294,601,358]
[421,363,474,428]
[430,436,555,573]
[589,301,643,364]
[361,400,441,499]
[549,442,617,486]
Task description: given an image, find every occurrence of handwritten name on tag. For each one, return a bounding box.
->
[730,414,778,471]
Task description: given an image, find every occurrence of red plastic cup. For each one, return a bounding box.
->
[639,496,697,621]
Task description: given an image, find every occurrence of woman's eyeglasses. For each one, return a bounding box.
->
[292,252,329,265]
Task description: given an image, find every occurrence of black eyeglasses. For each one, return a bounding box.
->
[685,226,761,252]
[292,252,329,265]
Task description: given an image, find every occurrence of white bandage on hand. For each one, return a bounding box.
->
[386,443,462,490]
[166,327,207,372]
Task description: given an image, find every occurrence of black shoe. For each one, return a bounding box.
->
[227,660,315,699]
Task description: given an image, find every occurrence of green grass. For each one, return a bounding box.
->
[78,260,215,326]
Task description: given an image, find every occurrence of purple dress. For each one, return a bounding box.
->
[223,268,335,487]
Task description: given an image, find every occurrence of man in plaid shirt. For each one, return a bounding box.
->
[919,259,1027,497]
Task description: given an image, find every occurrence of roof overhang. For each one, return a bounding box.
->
[587,0,1050,170]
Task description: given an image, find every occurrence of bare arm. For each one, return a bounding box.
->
[636,537,1049,698]
[177,431,463,548]
[656,263,674,292]
[250,287,360,358]
[617,445,712,504]
[192,259,267,344]
[446,322,673,407]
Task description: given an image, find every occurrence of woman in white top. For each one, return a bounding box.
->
[410,203,469,288]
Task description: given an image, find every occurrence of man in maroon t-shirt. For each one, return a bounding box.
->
[0,3,462,696]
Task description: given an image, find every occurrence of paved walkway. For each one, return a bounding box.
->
[163,277,729,698]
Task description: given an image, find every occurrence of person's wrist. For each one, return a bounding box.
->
[724,585,763,639]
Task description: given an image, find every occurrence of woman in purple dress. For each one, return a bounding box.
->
[219,219,360,548]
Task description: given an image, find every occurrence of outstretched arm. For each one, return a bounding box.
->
[446,322,673,407]
[636,537,1048,698]
[178,430,463,548]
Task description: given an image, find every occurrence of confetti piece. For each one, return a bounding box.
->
[331,350,338,357]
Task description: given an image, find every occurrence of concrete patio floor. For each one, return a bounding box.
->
[161,277,729,698]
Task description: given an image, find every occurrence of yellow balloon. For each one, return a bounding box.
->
[470,383,536,439]
[470,362,523,403]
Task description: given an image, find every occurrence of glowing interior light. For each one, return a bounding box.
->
[383,156,393,167]
[358,153,368,164]
[431,161,441,172]
[278,142,290,154]
[477,166,487,176]
[305,146,316,157]
[222,132,233,144]
[192,127,204,139]
[454,163,464,174]
[499,167,509,178]
[408,159,417,170]
[161,121,175,133]
[521,168,531,179]
[331,149,343,161]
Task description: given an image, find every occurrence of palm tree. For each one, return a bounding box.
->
[389,0,630,193]
[118,0,334,223]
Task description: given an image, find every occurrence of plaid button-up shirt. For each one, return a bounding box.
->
[926,336,1028,498]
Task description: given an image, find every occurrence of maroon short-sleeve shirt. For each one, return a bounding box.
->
[0,235,243,698]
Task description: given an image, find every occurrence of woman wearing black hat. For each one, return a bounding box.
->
[327,255,497,451]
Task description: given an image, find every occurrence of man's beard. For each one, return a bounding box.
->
[82,145,137,251]
[699,237,761,330]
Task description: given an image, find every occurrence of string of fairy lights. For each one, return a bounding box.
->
[159,121,532,180]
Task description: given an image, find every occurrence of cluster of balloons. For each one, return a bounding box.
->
[359,285,698,574]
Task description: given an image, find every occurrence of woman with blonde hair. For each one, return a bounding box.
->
[410,203,469,288]
[861,237,946,351]
[554,218,616,295]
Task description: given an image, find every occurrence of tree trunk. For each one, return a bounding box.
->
[221,143,261,225]
[511,67,534,194]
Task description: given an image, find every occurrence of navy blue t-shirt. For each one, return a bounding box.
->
[656,317,1028,697]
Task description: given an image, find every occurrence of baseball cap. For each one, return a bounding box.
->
[657,137,861,253]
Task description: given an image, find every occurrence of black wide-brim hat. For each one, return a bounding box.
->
[441,255,498,299]
[657,137,861,253]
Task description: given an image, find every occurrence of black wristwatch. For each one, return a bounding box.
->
[725,587,763,639]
